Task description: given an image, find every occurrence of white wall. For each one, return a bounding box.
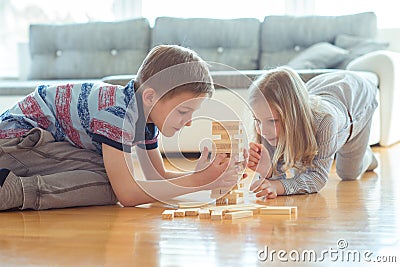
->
[0,96,23,114]
[378,28,400,52]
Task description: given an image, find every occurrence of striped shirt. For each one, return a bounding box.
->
[0,79,158,154]
[263,71,378,195]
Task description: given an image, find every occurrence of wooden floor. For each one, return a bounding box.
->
[1,144,399,266]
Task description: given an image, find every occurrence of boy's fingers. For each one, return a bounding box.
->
[198,146,209,162]
[213,153,227,165]
[250,179,263,191]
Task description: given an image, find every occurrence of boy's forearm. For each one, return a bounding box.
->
[163,170,192,179]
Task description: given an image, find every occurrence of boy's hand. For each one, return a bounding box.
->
[195,146,210,172]
[250,178,278,199]
[247,142,271,178]
[200,153,239,190]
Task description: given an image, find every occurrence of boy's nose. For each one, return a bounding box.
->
[184,120,192,127]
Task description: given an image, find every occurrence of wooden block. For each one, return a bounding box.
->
[199,209,211,219]
[260,206,292,215]
[216,198,227,205]
[173,209,186,217]
[210,188,230,198]
[178,202,207,208]
[228,197,244,205]
[224,210,253,220]
[288,206,298,214]
[211,130,231,138]
[211,210,223,221]
[224,206,259,214]
[161,210,175,220]
[212,122,241,132]
[214,143,240,152]
[236,182,245,190]
[231,190,244,198]
[184,208,200,216]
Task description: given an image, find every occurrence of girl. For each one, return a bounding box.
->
[247,67,378,199]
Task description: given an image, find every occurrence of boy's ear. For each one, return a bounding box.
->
[142,87,157,106]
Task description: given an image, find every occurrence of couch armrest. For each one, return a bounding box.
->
[347,50,400,146]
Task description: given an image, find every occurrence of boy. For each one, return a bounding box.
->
[0,45,238,211]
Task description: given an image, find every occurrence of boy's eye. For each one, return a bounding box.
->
[178,110,188,115]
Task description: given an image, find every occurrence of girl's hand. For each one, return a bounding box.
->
[247,142,271,178]
[250,178,278,199]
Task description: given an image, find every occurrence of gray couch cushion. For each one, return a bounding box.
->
[151,17,260,70]
[28,18,151,79]
[287,42,349,69]
[334,34,389,68]
[260,12,377,69]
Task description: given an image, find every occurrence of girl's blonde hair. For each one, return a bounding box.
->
[134,44,214,99]
[249,67,318,174]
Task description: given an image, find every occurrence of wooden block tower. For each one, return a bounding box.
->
[211,120,246,205]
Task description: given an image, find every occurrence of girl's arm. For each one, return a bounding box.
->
[102,144,238,207]
[273,115,338,195]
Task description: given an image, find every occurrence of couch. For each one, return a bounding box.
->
[1,12,399,153]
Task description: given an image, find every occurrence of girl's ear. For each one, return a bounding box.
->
[142,87,157,106]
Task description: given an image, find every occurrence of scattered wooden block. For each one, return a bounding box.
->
[211,210,223,221]
[260,206,292,215]
[199,209,211,219]
[288,206,298,214]
[161,210,175,220]
[224,210,253,220]
[178,202,207,208]
[173,209,186,217]
[184,208,200,216]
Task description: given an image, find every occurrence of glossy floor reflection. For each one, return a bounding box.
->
[0,145,399,266]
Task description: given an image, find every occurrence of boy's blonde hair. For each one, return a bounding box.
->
[249,67,318,174]
[134,45,214,98]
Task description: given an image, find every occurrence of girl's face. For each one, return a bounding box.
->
[148,91,206,137]
[253,100,282,146]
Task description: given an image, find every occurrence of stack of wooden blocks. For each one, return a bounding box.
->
[210,121,246,205]
[161,120,298,221]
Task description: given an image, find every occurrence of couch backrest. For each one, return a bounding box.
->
[260,12,378,69]
[28,18,151,79]
[151,17,260,71]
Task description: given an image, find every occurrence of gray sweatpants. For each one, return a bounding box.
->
[336,118,374,180]
[0,128,117,210]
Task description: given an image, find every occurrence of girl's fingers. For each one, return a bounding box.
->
[250,178,264,191]
[248,155,260,164]
[256,188,277,199]
[248,149,261,160]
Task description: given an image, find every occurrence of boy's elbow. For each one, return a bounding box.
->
[117,194,153,207]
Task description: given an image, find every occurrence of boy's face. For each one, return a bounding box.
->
[149,91,206,137]
[253,100,281,146]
